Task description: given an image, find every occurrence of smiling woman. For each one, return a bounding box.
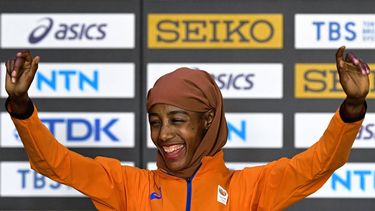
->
[4,48,370,210]
[149,102,214,174]
[147,68,223,178]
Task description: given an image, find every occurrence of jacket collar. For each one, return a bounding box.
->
[155,150,229,180]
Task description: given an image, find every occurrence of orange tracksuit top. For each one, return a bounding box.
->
[11,106,363,211]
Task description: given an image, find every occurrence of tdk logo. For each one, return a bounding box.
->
[29,17,107,44]
[0,112,135,148]
[41,117,118,142]
[312,21,356,41]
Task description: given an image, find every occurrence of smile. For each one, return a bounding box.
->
[162,144,185,160]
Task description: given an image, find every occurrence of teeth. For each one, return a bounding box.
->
[163,145,183,153]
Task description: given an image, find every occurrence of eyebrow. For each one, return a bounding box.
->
[168,110,189,116]
[148,110,189,116]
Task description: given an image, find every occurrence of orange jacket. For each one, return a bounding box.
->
[11,106,362,211]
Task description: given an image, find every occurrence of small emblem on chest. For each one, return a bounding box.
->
[150,191,162,200]
[217,185,228,205]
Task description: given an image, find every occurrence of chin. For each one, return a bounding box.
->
[166,159,187,172]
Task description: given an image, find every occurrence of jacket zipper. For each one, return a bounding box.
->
[185,177,192,211]
[185,164,201,211]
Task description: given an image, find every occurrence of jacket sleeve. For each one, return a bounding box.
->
[10,105,132,210]
[257,109,363,210]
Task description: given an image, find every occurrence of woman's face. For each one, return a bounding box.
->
[148,104,208,172]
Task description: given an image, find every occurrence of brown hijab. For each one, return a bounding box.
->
[147,67,228,178]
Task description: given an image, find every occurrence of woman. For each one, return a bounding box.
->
[4,47,369,210]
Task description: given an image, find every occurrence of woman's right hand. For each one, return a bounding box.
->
[5,50,39,114]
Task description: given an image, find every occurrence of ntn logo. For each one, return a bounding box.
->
[332,169,375,191]
[36,69,98,91]
[228,120,246,141]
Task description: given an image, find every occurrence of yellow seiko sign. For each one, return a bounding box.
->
[148,14,283,49]
[295,64,375,98]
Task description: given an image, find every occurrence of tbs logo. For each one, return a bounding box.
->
[28,17,107,44]
[313,21,356,41]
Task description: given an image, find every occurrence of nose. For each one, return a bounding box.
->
[159,123,174,142]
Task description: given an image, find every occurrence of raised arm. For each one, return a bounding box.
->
[252,46,370,210]
[4,51,130,210]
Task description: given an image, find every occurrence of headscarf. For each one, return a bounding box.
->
[147,67,228,178]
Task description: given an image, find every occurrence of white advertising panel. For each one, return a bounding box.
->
[1,13,135,48]
[295,14,375,49]
[311,163,375,198]
[1,112,135,148]
[0,162,84,197]
[147,113,283,148]
[147,63,283,99]
[1,63,135,98]
[295,113,375,148]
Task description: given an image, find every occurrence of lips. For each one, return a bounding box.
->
[161,144,185,160]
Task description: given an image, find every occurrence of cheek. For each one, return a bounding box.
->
[150,129,159,143]
[186,126,204,148]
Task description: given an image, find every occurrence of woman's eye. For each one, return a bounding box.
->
[149,120,161,127]
[172,119,185,124]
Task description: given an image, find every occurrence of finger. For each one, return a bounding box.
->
[336,46,345,63]
[359,62,367,75]
[345,52,360,65]
[336,46,346,71]
[12,53,25,76]
[10,59,16,83]
[5,60,10,75]
[5,61,13,86]
[5,68,12,87]
[26,56,40,81]
[13,49,31,74]
[359,59,371,75]
[365,63,371,74]
[18,49,32,62]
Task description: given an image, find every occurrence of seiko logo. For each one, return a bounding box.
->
[295,64,375,98]
[148,14,283,48]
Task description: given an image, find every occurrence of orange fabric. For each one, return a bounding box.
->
[12,106,362,211]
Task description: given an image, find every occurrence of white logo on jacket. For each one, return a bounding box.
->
[217,185,228,205]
